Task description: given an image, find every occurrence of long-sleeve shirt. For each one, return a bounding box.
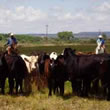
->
[6,38,13,46]
[97,38,105,49]
[11,37,17,44]
[6,37,17,46]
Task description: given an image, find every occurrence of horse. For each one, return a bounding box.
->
[0,52,9,94]
[4,53,28,94]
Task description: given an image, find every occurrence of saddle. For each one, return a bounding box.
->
[11,48,19,56]
[4,47,19,56]
[4,52,20,72]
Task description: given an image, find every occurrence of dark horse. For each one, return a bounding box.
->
[63,48,110,100]
[4,53,28,94]
[0,53,9,94]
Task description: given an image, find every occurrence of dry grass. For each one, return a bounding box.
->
[0,82,110,110]
[0,92,110,110]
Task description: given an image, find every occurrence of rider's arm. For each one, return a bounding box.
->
[97,39,102,49]
[4,39,9,46]
[101,39,105,45]
[5,38,12,46]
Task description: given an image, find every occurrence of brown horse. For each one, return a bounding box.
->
[4,54,27,94]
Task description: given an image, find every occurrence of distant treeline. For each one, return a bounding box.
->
[0,34,43,43]
[0,33,110,45]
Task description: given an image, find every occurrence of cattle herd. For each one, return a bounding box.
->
[1,48,110,100]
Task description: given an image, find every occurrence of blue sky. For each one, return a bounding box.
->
[0,0,110,34]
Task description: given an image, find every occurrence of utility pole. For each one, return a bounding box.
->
[99,29,101,35]
[46,25,48,40]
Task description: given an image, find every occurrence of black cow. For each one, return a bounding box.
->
[38,54,68,96]
[4,54,27,94]
[63,48,110,99]
[38,52,48,75]
[39,53,68,96]
[51,55,68,96]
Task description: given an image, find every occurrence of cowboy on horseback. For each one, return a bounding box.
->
[4,33,18,55]
[96,35,105,54]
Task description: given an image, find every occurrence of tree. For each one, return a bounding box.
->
[102,33,107,40]
[0,35,2,41]
[57,31,74,40]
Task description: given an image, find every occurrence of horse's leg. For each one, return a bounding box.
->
[1,77,6,94]
[9,77,14,94]
[15,79,19,94]
[19,79,23,94]
[107,86,110,101]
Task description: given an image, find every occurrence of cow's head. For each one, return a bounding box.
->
[63,48,76,58]
[23,55,38,73]
[49,52,58,66]
[50,52,58,60]
[56,55,65,65]
[30,55,38,70]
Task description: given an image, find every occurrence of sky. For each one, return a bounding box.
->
[0,0,110,34]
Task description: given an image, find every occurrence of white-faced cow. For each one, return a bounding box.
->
[49,52,58,67]
[50,52,58,61]
[20,54,38,93]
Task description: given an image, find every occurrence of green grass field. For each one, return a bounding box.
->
[1,43,98,54]
[0,44,110,110]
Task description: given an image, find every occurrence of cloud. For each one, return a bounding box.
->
[49,6,89,22]
[47,2,110,32]
[0,6,48,33]
[15,6,47,22]
[0,1,110,33]
[91,2,110,22]
[0,6,47,24]
[95,2,110,13]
